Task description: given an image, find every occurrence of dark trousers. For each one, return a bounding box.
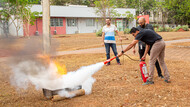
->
[105,43,120,64]
[139,44,163,77]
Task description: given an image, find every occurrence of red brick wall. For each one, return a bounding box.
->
[24,17,66,36]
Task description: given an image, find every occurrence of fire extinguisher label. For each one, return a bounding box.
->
[142,64,148,77]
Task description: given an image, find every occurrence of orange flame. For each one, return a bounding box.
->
[37,54,67,76]
[54,61,67,75]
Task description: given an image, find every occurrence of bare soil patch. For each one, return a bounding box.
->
[172,42,190,47]
[53,31,190,51]
[0,53,190,106]
[0,31,190,106]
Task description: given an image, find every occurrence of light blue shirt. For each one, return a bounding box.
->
[102,24,117,43]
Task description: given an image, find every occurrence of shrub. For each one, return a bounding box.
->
[175,25,182,31]
[154,28,159,32]
[124,28,130,34]
[175,25,189,31]
[182,25,189,31]
[155,27,174,32]
[96,29,102,37]
[171,28,176,32]
[156,27,165,32]
[165,27,173,32]
[152,24,159,28]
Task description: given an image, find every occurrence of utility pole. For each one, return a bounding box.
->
[42,0,50,54]
[42,0,51,100]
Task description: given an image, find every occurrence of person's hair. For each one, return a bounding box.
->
[106,18,111,21]
[130,27,139,34]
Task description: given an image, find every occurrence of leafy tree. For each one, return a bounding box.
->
[0,0,22,37]
[21,5,42,37]
[114,0,127,8]
[50,0,95,7]
[0,0,41,37]
[122,0,156,15]
[165,0,190,25]
[155,0,169,28]
[123,11,136,23]
[94,0,136,28]
[94,0,118,25]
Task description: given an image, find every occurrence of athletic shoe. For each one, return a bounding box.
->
[164,80,171,83]
[142,80,154,85]
[117,63,121,65]
[159,75,164,78]
[106,63,110,66]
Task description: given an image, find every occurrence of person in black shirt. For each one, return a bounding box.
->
[118,27,170,85]
[134,17,163,78]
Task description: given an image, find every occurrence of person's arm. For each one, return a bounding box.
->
[102,32,105,46]
[141,44,150,60]
[133,44,136,54]
[118,40,139,57]
[115,30,122,41]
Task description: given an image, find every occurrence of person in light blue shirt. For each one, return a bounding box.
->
[102,18,122,65]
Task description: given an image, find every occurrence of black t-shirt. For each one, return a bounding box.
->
[135,29,162,46]
[137,24,154,48]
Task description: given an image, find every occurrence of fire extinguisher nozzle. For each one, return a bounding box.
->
[103,56,116,65]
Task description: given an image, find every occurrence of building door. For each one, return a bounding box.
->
[116,20,123,31]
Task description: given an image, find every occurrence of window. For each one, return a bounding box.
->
[86,19,95,26]
[67,19,77,27]
[50,18,63,26]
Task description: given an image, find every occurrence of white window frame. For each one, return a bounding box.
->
[50,18,63,27]
[67,19,77,27]
[86,19,95,27]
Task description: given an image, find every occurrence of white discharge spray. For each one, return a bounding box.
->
[10,60,104,97]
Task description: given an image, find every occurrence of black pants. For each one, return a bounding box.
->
[139,45,163,77]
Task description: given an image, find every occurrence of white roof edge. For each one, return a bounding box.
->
[31,5,136,18]
[34,4,135,10]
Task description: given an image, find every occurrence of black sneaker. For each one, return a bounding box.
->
[164,80,171,83]
[106,63,110,66]
[159,75,164,78]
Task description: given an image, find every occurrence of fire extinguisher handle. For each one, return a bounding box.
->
[140,58,145,62]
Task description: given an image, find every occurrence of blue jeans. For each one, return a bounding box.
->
[105,43,120,64]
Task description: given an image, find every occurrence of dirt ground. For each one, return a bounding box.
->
[0,31,190,106]
[54,31,190,51]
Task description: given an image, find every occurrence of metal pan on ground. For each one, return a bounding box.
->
[42,85,85,101]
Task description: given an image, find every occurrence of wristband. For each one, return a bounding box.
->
[121,51,124,54]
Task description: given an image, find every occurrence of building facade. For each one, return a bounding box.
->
[1,5,136,36]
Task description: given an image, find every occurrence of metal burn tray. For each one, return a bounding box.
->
[42,85,82,99]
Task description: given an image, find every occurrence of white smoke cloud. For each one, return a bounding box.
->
[10,59,104,97]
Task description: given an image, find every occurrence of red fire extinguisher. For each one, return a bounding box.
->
[139,60,149,82]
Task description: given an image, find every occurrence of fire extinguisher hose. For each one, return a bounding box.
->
[120,41,139,62]
[122,54,139,61]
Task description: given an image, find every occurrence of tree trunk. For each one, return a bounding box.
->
[16,28,19,37]
[161,10,165,29]
[153,11,156,25]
